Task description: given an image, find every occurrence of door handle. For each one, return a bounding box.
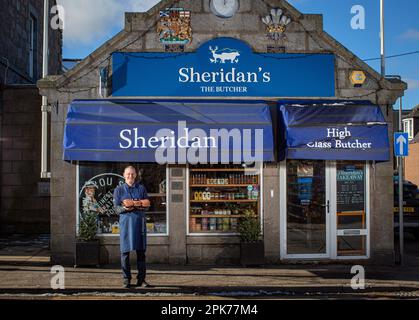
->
[321,201,330,214]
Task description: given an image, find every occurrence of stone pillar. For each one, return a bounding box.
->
[168,165,187,264]
[370,104,395,265]
[263,163,280,263]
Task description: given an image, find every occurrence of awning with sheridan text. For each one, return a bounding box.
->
[63,100,276,163]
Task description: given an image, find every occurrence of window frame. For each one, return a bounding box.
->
[186,163,264,237]
[403,118,414,140]
[76,163,169,237]
[332,161,370,260]
[28,13,37,80]
[280,160,370,260]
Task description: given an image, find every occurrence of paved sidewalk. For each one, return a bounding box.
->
[0,235,419,299]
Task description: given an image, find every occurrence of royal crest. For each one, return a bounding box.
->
[262,8,292,42]
[157,8,192,45]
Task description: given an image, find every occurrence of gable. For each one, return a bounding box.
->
[39,0,406,105]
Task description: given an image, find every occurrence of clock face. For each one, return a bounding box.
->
[210,0,239,18]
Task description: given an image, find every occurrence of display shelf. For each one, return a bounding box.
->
[189,165,261,234]
[190,215,245,218]
[190,184,256,187]
[188,230,240,234]
[190,200,258,203]
[189,168,259,172]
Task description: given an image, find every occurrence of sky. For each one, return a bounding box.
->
[58,0,419,110]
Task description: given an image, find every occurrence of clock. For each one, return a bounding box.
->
[210,0,239,18]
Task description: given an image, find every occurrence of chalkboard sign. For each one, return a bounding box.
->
[336,167,365,212]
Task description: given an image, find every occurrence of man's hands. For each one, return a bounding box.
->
[122,199,151,211]
[122,199,135,211]
[139,199,151,208]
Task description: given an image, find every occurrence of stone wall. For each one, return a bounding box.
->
[0,85,50,234]
[0,0,62,85]
[0,0,61,235]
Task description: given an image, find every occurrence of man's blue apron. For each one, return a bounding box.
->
[119,211,147,253]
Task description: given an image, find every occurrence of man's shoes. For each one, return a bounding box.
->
[123,280,131,289]
[136,280,152,288]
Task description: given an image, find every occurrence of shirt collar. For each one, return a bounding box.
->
[124,182,139,189]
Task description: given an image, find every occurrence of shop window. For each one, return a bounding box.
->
[286,160,327,255]
[188,164,262,235]
[29,14,37,80]
[403,118,414,140]
[78,163,168,236]
[336,161,368,256]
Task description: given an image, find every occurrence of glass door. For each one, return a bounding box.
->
[281,160,331,258]
[332,161,369,259]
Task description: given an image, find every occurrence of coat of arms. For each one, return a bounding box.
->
[262,8,292,42]
[157,8,192,45]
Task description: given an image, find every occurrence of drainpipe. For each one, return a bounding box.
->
[41,0,51,179]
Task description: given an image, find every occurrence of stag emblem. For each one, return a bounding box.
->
[209,46,240,64]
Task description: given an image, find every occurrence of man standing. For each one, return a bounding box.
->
[113,166,151,288]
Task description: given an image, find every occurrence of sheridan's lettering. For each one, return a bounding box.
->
[178,67,272,83]
[119,129,132,149]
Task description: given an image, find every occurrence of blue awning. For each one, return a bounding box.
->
[278,101,390,161]
[64,100,275,163]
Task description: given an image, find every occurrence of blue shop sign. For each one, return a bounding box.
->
[112,38,335,98]
[279,101,391,162]
[63,100,276,163]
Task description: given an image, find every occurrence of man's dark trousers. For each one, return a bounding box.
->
[121,250,146,282]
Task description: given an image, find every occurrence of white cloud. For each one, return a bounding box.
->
[57,0,161,45]
[399,28,419,41]
[406,78,419,90]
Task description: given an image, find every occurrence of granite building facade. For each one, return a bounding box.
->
[0,0,62,234]
[38,0,406,266]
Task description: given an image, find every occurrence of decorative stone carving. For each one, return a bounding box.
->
[262,8,291,42]
[157,8,192,45]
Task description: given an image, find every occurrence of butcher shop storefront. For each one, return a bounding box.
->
[38,0,406,266]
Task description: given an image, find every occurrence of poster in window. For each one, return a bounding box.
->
[337,165,365,212]
[297,163,314,205]
[78,163,168,235]
[79,173,125,234]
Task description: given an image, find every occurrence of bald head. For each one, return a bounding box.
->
[124,166,137,174]
[123,166,137,186]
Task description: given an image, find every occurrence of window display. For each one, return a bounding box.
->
[189,164,261,234]
[78,163,168,235]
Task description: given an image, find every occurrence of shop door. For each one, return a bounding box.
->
[280,160,331,259]
[331,161,369,259]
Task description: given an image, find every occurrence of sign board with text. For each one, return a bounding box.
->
[112,38,335,98]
